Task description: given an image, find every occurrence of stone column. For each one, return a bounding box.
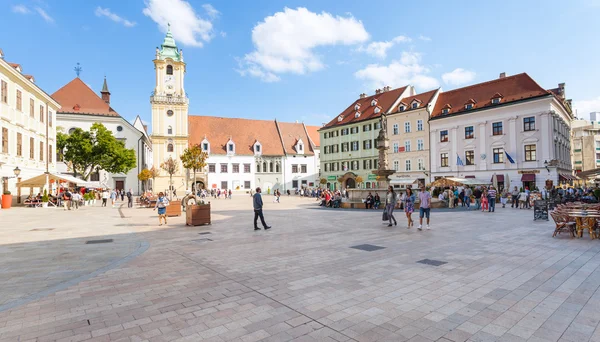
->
[478,122,487,170]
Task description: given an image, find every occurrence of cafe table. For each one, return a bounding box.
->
[566,211,600,239]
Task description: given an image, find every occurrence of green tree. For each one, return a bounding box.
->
[180,144,208,192]
[160,157,179,199]
[57,123,136,180]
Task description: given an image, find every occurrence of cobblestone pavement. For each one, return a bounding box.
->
[1,195,600,342]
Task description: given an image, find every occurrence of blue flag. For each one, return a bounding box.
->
[505,151,515,164]
[456,154,464,166]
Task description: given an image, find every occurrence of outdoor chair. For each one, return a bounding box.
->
[550,211,576,238]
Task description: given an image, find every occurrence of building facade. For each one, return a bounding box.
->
[571,115,600,181]
[0,49,60,203]
[53,77,152,194]
[429,73,574,190]
[319,86,413,190]
[386,89,440,189]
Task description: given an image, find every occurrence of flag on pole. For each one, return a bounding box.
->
[456,154,464,166]
[505,151,515,164]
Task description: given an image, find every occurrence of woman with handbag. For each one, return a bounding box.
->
[153,192,170,226]
[403,188,416,228]
[385,186,397,227]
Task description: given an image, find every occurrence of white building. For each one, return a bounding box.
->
[429,72,574,191]
[52,77,152,194]
[0,49,60,203]
[277,121,320,190]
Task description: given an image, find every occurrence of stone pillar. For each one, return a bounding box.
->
[478,122,487,170]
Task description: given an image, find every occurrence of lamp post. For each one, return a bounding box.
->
[2,166,21,196]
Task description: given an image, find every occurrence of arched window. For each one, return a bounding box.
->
[269,162,274,172]
[263,162,267,172]
[167,143,174,152]
[166,65,173,75]
[68,127,76,134]
[167,126,173,135]
[275,163,280,173]
[256,163,261,173]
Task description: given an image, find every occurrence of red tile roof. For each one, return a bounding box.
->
[188,116,285,156]
[276,122,315,155]
[8,62,21,71]
[305,125,320,147]
[431,73,549,119]
[389,89,438,114]
[323,86,408,128]
[51,78,120,117]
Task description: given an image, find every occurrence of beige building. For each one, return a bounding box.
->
[386,89,440,188]
[571,114,600,181]
[0,49,60,203]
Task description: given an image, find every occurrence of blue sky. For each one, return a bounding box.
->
[2,0,600,129]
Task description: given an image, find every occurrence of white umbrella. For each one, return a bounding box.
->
[505,173,510,191]
[492,173,498,190]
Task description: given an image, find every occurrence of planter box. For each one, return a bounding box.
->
[166,200,182,217]
[186,204,211,226]
[1,194,13,209]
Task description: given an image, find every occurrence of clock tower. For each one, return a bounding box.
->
[150,24,189,194]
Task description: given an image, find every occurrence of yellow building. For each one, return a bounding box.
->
[0,49,60,203]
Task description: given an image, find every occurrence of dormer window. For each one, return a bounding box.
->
[295,138,305,154]
[491,93,503,104]
[354,103,361,110]
[254,141,262,155]
[399,105,405,111]
[201,138,210,154]
[412,102,419,109]
[227,139,235,155]
[492,98,501,104]
[298,143,303,153]
[371,99,378,106]
[465,104,473,110]
[374,107,381,114]
[338,115,343,122]
[355,111,361,118]
[442,108,450,115]
[166,65,173,75]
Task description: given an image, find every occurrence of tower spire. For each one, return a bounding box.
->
[101,76,111,104]
[157,23,181,61]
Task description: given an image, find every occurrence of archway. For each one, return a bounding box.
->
[346,178,356,189]
[338,172,358,189]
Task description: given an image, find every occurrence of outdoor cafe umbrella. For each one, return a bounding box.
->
[505,173,510,191]
[492,173,498,190]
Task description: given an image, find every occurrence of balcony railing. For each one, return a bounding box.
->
[150,95,188,104]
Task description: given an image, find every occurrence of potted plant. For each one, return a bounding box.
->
[41,189,49,208]
[181,145,209,224]
[185,197,211,226]
[1,190,12,209]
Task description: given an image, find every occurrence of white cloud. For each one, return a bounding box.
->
[238,7,369,82]
[95,7,136,27]
[574,97,600,120]
[12,5,30,14]
[354,51,439,90]
[143,0,215,47]
[418,35,431,42]
[442,68,476,86]
[202,4,219,19]
[35,7,54,23]
[357,35,411,59]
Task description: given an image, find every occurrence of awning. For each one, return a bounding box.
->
[390,179,416,185]
[464,175,476,178]
[17,172,92,188]
[521,174,536,182]
[560,173,576,181]
[430,177,491,187]
[491,175,505,182]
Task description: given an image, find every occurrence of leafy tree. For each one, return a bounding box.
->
[138,168,152,192]
[57,123,136,180]
[319,178,327,185]
[180,144,208,192]
[160,157,179,199]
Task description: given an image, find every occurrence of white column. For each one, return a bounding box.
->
[540,112,551,162]
[478,122,487,170]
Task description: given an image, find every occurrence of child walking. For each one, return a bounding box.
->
[154,192,170,226]
[481,189,489,212]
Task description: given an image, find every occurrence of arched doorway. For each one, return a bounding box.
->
[346,178,356,189]
[194,181,205,191]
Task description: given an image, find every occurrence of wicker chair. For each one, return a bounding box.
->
[551,211,576,238]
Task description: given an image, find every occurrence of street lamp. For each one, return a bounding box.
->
[544,160,550,173]
[13,166,21,177]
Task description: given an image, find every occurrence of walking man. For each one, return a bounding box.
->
[418,185,432,230]
[488,186,497,212]
[253,187,271,231]
[464,186,472,209]
[101,189,109,207]
[126,189,133,208]
[511,186,519,208]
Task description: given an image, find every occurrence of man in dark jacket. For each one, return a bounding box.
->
[253,187,271,231]
[126,189,133,208]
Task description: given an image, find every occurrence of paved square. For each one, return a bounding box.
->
[1,196,600,342]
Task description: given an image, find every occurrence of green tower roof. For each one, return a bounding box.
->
[158,23,181,62]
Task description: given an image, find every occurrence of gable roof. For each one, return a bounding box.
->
[431,73,549,119]
[276,122,315,155]
[390,89,438,114]
[323,86,409,128]
[51,77,120,117]
[188,116,285,156]
[304,125,320,147]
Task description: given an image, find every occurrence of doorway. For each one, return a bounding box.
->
[115,180,124,191]
[346,178,356,189]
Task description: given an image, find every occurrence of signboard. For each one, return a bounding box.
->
[327,176,337,181]
[308,182,314,186]
[534,200,549,221]
[518,170,540,174]
[368,174,377,180]
[398,147,405,152]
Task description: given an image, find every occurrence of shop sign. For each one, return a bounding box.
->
[327,176,337,181]
[367,174,377,180]
[518,170,540,174]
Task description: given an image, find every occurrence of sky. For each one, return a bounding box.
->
[2,0,600,130]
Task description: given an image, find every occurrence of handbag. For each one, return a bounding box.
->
[382,209,389,221]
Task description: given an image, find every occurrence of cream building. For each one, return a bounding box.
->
[150,25,190,194]
[386,89,440,189]
[571,114,600,181]
[0,49,60,203]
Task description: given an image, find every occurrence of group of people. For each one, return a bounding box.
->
[100,188,133,208]
[438,185,500,212]
[318,189,343,208]
[384,185,432,230]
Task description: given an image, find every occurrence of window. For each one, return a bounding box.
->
[492,98,501,104]
[202,143,209,151]
[39,105,44,123]
[342,142,349,152]
[49,145,52,163]
[465,104,473,110]
[167,110,174,117]
[244,181,251,188]
[465,126,474,139]
[442,108,450,115]
[220,164,228,173]
[269,162,273,172]
[363,124,371,132]
[465,151,475,165]
[29,137,34,159]
[116,126,123,132]
[255,144,261,153]
[405,160,411,171]
[412,102,419,109]
[301,164,307,173]
[363,159,372,170]
[167,143,174,152]
[393,160,399,171]
[1,128,7,153]
[418,158,424,171]
[16,90,22,111]
[525,144,536,161]
[350,127,359,134]
[0,80,6,103]
[440,130,448,142]
[374,122,381,130]
[297,143,303,153]
[524,117,535,131]
[363,140,371,149]
[325,163,329,172]
[393,142,399,153]
[492,122,503,135]
[232,164,240,173]
[166,126,172,135]
[39,141,44,161]
[405,140,411,152]
[292,164,298,173]
[16,133,22,156]
[49,111,52,127]
[208,164,215,173]
[417,139,424,151]
[276,163,280,173]
[221,181,227,189]
[405,122,411,133]
[393,124,399,135]
[166,65,173,75]
[441,153,449,167]
[341,128,349,135]
[256,163,261,173]
[352,161,359,170]
[351,141,359,151]
[399,105,405,111]
[417,120,423,131]
[493,148,504,163]
[228,144,234,152]
[244,164,251,173]
[30,99,34,117]
[292,180,299,188]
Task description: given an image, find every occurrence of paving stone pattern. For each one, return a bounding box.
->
[1,196,600,341]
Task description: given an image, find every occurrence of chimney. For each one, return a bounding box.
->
[384,85,391,92]
[375,89,381,94]
[558,83,565,99]
[499,72,506,79]
[359,93,367,99]
[100,76,111,104]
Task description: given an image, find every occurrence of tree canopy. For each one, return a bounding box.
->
[57,123,136,180]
